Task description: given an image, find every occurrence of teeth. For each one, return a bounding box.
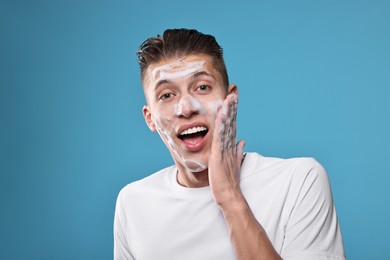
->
[180,126,207,136]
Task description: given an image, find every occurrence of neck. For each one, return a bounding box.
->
[175,163,210,188]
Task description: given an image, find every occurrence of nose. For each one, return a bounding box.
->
[175,94,201,118]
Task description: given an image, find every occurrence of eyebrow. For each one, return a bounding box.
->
[190,71,216,80]
[153,71,216,91]
[154,79,172,91]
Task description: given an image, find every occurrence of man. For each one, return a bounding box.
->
[114,28,345,260]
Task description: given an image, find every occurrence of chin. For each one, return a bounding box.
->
[182,158,208,173]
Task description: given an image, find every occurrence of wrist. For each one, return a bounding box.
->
[218,190,248,214]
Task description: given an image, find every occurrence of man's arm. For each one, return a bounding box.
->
[114,190,135,260]
[208,93,282,260]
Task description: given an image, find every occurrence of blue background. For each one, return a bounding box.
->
[1,0,389,259]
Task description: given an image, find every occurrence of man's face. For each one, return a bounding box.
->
[142,54,236,172]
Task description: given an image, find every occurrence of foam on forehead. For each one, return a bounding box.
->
[152,60,206,81]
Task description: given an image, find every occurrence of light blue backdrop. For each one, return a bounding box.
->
[1,0,389,259]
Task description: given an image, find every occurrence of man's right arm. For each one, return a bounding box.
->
[113,190,135,260]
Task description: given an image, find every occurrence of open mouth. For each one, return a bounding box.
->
[178,126,208,141]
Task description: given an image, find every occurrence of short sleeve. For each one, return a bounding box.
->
[281,159,345,260]
[114,189,135,260]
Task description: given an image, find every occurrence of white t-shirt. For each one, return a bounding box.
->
[114,153,345,260]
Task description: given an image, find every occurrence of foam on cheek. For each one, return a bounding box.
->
[153,115,175,151]
[153,112,207,173]
[152,60,205,81]
[207,99,223,115]
[197,98,223,119]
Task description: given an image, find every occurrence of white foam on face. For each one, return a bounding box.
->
[174,94,205,116]
[205,99,223,116]
[153,111,207,173]
[150,59,210,173]
[153,97,231,173]
[183,159,207,172]
[152,60,205,81]
[149,59,233,176]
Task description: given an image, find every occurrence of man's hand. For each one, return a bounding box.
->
[208,93,282,260]
[208,93,246,207]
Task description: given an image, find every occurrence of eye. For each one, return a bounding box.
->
[159,93,174,101]
[197,85,211,92]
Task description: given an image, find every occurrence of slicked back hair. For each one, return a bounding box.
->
[137,28,229,88]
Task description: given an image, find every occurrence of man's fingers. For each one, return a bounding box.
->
[212,93,239,153]
[225,93,238,150]
[236,140,246,166]
[212,103,223,143]
[230,98,238,146]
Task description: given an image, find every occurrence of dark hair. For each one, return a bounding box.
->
[137,28,229,87]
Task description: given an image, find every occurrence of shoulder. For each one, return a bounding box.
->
[243,152,327,180]
[242,152,331,199]
[117,165,174,203]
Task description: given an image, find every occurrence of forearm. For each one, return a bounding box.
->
[220,192,282,260]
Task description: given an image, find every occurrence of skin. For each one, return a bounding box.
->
[142,54,281,259]
[143,54,231,186]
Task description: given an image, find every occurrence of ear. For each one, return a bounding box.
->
[228,84,238,97]
[142,105,157,132]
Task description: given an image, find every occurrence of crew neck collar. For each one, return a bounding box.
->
[168,166,212,200]
[167,152,257,199]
